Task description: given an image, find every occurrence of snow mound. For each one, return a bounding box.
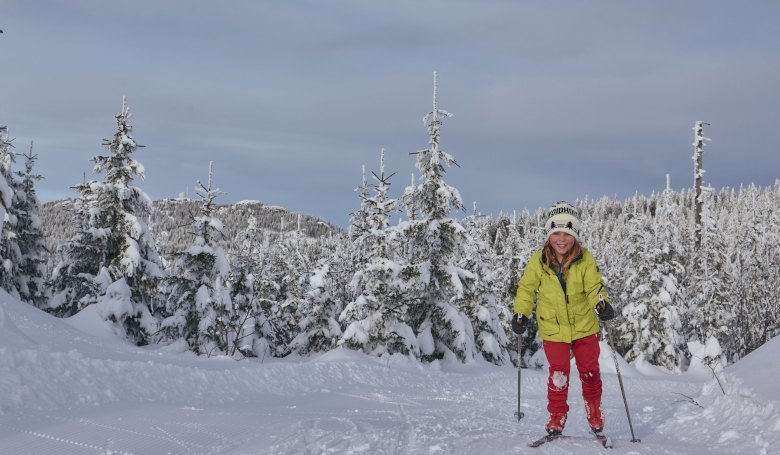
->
[63,303,129,342]
[595,340,643,378]
[234,200,263,206]
[0,290,489,418]
[725,334,780,401]
[0,297,38,349]
[658,335,780,454]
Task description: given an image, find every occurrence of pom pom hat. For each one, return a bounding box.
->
[545,201,581,241]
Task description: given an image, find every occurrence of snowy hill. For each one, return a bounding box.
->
[39,197,340,268]
[1,290,778,454]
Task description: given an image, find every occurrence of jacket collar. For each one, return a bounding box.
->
[540,250,584,267]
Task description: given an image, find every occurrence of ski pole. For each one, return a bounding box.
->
[514,333,524,420]
[599,295,640,443]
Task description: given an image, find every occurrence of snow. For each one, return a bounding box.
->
[262,205,288,211]
[726,333,780,401]
[235,200,263,206]
[593,340,643,378]
[417,324,435,356]
[97,279,133,321]
[687,337,726,375]
[341,320,370,346]
[64,304,126,342]
[551,370,567,389]
[1,289,779,454]
[310,264,329,289]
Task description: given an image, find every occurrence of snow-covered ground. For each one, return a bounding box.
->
[1,291,778,455]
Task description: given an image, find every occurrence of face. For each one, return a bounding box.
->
[549,231,575,257]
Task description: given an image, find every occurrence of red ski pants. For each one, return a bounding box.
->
[543,333,601,414]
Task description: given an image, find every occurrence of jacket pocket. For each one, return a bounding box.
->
[537,306,560,337]
[569,296,598,334]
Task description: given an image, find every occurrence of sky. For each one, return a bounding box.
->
[2,0,779,226]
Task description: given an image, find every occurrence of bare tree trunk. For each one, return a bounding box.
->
[693,121,710,271]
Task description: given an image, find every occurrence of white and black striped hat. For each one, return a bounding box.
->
[544,201,581,241]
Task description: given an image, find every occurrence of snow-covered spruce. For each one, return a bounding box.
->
[228,215,277,358]
[289,260,343,355]
[47,98,164,345]
[339,149,418,357]
[682,185,728,369]
[398,72,476,363]
[252,225,300,357]
[457,203,509,365]
[11,142,47,308]
[0,123,13,223]
[0,121,23,299]
[490,209,543,366]
[618,199,685,373]
[265,215,317,355]
[160,162,235,356]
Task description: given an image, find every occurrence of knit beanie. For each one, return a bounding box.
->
[545,201,581,241]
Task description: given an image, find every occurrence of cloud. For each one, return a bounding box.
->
[2,0,779,225]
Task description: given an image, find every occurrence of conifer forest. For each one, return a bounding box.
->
[2,82,778,376]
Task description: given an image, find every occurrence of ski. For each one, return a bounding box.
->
[590,428,613,449]
[526,433,566,448]
[526,432,613,449]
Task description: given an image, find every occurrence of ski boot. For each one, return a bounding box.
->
[545,412,567,433]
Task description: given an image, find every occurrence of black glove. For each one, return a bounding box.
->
[511,313,528,335]
[596,300,615,321]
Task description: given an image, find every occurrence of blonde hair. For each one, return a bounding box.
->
[542,239,583,281]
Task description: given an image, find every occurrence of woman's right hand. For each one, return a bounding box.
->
[511,313,528,335]
[596,301,615,321]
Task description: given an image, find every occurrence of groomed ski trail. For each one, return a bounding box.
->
[0,362,731,455]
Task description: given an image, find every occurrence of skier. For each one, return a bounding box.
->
[512,201,615,440]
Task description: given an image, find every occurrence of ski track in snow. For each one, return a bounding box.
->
[1,293,779,455]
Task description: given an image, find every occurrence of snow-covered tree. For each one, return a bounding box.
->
[222,252,259,358]
[289,260,342,355]
[12,142,47,308]
[619,207,685,372]
[254,230,299,357]
[339,150,418,357]
[272,216,314,354]
[0,123,23,298]
[492,209,544,366]
[400,72,474,363]
[684,186,729,367]
[46,180,102,317]
[160,162,231,355]
[226,215,278,358]
[726,186,780,362]
[0,123,12,227]
[48,98,164,345]
[348,165,372,243]
[456,203,509,365]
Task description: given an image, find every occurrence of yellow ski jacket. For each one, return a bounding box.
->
[513,248,609,343]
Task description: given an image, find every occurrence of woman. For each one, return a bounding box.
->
[512,201,615,438]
